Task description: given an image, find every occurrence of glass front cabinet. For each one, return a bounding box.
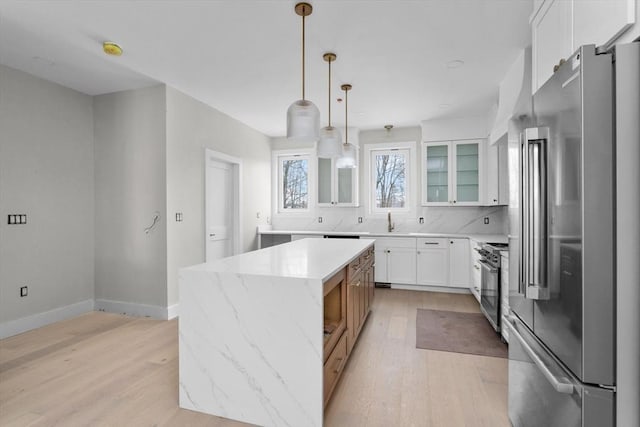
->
[318,157,359,207]
[422,139,483,206]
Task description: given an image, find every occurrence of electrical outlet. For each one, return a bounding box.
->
[20,286,28,297]
[175,212,183,222]
[358,217,363,223]
[484,217,490,224]
[318,217,323,223]
[8,214,27,225]
[419,217,424,224]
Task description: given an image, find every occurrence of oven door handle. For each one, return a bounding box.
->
[478,259,498,273]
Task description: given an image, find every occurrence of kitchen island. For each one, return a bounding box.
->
[178,238,376,427]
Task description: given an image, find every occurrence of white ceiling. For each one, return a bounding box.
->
[0,0,532,137]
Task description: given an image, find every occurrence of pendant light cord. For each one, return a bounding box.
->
[328,59,331,126]
[302,11,306,100]
[344,87,348,144]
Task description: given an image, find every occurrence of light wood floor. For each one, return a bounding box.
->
[0,289,509,427]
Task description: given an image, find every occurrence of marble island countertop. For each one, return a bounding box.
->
[258,229,508,244]
[184,238,375,282]
[179,238,376,426]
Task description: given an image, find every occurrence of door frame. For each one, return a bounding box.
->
[205,148,243,261]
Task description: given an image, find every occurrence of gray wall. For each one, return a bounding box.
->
[165,87,271,307]
[93,85,168,308]
[0,65,95,324]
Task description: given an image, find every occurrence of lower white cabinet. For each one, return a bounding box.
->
[376,236,471,289]
[469,239,482,302]
[416,238,448,286]
[448,238,470,287]
[388,247,417,285]
[374,237,417,284]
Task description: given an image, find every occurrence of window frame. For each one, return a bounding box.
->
[272,149,315,215]
[364,141,417,216]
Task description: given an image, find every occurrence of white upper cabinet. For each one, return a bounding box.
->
[423,139,484,206]
[317,157,358,207]
[485,138,509,206]
[531,0,573,92]
[532,0,637,92]
[573,0,636,50]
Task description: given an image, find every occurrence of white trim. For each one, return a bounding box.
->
[167,303,179,320]
[0,299,94,339]
[205,149,243,257]
[272,148,316,216]
[363,141,417,217]
[390,284,471,294]
[95,299,171,320]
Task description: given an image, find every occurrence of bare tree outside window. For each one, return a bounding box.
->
[282,159,308,209]
[375,153,406,208]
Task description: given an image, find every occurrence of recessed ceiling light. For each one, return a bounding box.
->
[103,42,123,56]
[446,59,464,69]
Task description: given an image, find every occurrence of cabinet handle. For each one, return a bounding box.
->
[453,200,457,204]
[333,357,344,374]
[355,281,361,287]
[474,265,480,270]
[417,250,420,255]
[424,242,439,245]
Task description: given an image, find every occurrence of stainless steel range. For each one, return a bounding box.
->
[477,242,508,332]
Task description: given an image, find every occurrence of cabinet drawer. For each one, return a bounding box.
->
[348,257,364,278]
[416,237,448,248]
[374,237,417,249]
[323,331,347,405]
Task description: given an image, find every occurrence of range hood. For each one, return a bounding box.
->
[489,46,532,145]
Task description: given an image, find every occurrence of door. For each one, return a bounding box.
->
[423,142,450,205]
[388,247,416,285]
[529,46,614,386]
[452,140,481,205]
[205,150,242,263]
[507,315,614,427]
[448,238,470,287]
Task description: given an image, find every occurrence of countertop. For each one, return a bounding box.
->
[258,229,508,244]
[184,238,375,282]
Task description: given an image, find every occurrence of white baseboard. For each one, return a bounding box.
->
[95,299,174,320]
[0,299,95,339]
[167,303,179,320]
[390,284,472,294]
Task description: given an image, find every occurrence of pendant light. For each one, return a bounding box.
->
[317,53,343,158]
[287,2,320,143]
[336,84,357,169]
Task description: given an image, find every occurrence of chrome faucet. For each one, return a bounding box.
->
[387,211,395,232]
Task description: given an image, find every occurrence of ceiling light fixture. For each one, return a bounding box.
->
[103,42,123,56]
[286,2,320,143]
[336,84,357,169]
[317,53,343,158]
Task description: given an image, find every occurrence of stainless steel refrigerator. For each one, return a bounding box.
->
[506,43,629,427]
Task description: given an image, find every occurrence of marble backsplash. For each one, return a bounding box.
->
[271,206,508,235]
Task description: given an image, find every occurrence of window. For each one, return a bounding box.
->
[364,142,416,214]
[273,151,313,213]
[374,151,407,208]
[281,157,308,209]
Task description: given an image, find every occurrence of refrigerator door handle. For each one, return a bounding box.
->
[521,128,550,300]
[506,316,574,394]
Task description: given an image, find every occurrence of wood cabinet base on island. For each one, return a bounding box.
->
[178,238,375,427]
